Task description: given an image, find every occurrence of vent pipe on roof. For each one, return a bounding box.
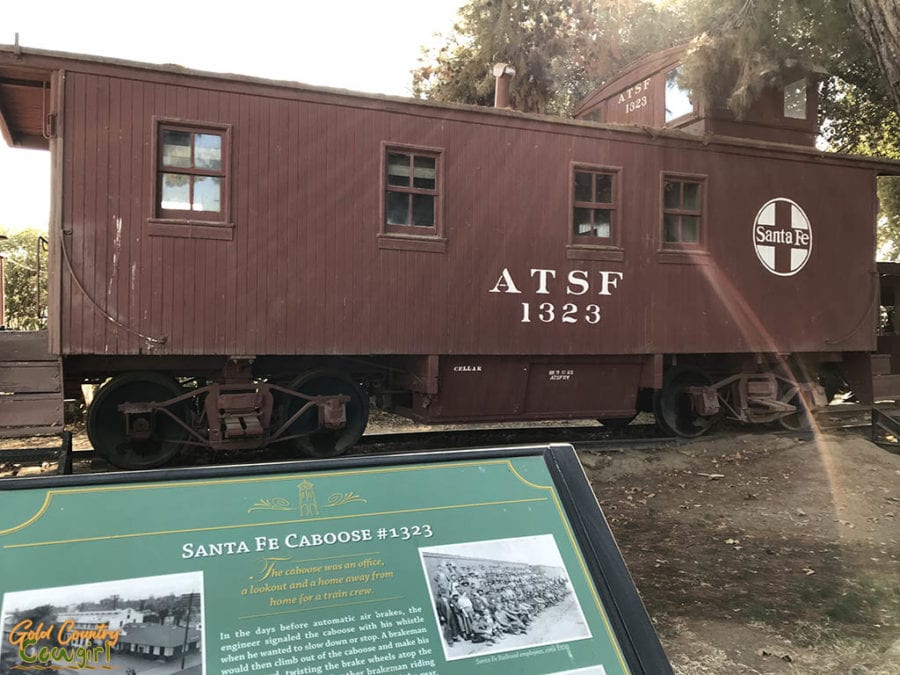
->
[493,63,516,108]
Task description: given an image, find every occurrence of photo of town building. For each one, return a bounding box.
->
[0,572,204,674]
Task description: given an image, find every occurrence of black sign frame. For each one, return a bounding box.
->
[1,443,671,674]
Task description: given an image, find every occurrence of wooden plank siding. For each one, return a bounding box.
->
[0,332,64,436]
[0,331,56,361]
[0,395,64,438]
[0,363,60,392]
[23,54,882,366]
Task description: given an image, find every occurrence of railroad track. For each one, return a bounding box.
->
[1,423,676,477]
[814,403,899,431]
[149,423,675,468]
[1,405,891,478]
[356,423,671,453]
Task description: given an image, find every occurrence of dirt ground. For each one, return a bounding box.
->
[581,428,900,674]
[1,421,898,674]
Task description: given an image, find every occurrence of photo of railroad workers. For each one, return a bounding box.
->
[420,535,592,660]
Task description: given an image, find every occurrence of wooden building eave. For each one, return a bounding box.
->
[0,58,53,150]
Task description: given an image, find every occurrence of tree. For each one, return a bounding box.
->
[418,2,900,250]
[412,0,575,113]
[413,0,685,115]
[819,77,900,257]
[848,0,900,115]
[674,0,898,117]
[674,0,827,118]
[141,593,191,625]
[840,1,900,258]
[673,0,900,257]
[8,605,58,664]
[0,228,48,330]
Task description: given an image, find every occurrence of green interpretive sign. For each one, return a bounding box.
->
[0,445,670,675]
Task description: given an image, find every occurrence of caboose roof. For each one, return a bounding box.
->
[573,43,691,117]
[1,43,898,175]
[0,45,53,149]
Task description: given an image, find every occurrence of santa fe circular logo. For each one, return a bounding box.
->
[753,198,812,276]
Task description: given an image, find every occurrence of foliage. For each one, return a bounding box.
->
[673,0,900,258]
[674,0,898,117]
[413,0,896,135]
[847,0,900,115]
[414,0,900,257]
[877,178,900,260]
[141,593,196,627]
[412,0,686,115]
[821,80,900,158]
[8,604,58,660]
[412,0,574,113]
[675,0,872,117]
[819,78,900,258]
[0,227,48,330]
[11,603,57,624]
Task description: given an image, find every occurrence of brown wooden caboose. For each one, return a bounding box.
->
[1,44,898,468]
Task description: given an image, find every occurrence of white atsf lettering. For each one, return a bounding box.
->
[489,268,623,296]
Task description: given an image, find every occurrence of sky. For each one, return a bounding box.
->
[422,534,567,569]
[0,571,203,612]
[0,0,468,232]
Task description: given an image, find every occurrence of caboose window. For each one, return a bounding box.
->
[567,164,624,261]
[662,177,703,245]
[665,67,694,123]
[156,124,228,222]
[784,79,807,119]
[384,149,440,232]
[573,170,615,239]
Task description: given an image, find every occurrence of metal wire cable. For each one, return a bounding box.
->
[59,234,167,345]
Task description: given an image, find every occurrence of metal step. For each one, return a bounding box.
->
[872,373,900,401]
[872,406,900,451]
[0,432,73,474]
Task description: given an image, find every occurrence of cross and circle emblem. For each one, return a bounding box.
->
[753,198,812,276]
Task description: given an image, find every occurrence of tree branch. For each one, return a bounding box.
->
[848,0,900,116]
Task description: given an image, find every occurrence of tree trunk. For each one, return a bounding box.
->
[849,0,900,116]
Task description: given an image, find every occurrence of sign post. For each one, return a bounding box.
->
[1,444,670,674]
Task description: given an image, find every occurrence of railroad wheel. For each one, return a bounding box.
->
[282,370,369,458]
[778,386,813,431]
[87,372,188,470]
[654,367,719,438]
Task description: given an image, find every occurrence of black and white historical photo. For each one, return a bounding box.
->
[420,534,592,660]
[1,571,204,675]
